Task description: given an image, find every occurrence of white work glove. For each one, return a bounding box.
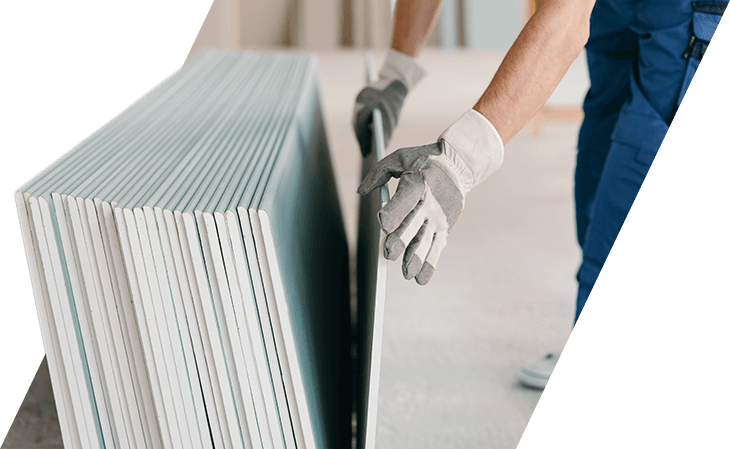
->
[353,49,427,156]
[357,109,504,284]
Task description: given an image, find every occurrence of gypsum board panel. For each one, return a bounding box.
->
[114,206,181,449]
[188,57,310,444]
[153,206,220,449]
[174,210,240,447]
[251,54,352,449]
[249,84,351,449]
[121,50,274,438]
[130,206,207,449]
[52,193,129,449]
[21,50,237,198]
[249,55,349,445]
[67,195,161,449]
[196,209,273,448]
[62,195,139,449]
[224,55,312,213]
[164,53,294,211]
[214,210,281,449]
[116,207,193,449]
[72,63,276,444]
[148,210,225,447]
[216,128,302,447]
[108,51,256,448]
[26,49,276,448]
[176,210,246,449]
[26,56,256,448]
[24,194,103,448]
[129,74,288,448]
[118,54,280,209]
[34,52,251,208]
[226,121,307,449]
[71,52,262,205]
[192,53,318,440]
[231,58,319,449]
[180,54,306,214]
[79,198,149,449]
[19,50,300,448]
[170,209,229,449]
[22,52,245,206]
[115,54,292,448]
[142,53,304,448]
[145,53,278,208]
[235,208,294,449]
[108,57,288,448]
[84,55,258,205]
[162,55,304,448]
[129,197,223,448]
[235,63,323,449]
[96,199,164,449]
[356,51,390,449]
[214,54,312,213]
[193,210,261,449]
[71,200,146,447]
[61,200,175,449]
[15,193,88,449]
[246,56,319,211]
[185,118,303,449]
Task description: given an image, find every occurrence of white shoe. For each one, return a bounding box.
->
[519,352,561,390]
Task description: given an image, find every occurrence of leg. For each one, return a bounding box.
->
[575,2,636,249]
[573,0,635,323]
[574,0,723,321]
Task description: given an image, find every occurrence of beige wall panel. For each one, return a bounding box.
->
[298,0,340,49]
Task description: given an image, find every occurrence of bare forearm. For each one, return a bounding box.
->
[391,0,444,57]
[474,0,594,143]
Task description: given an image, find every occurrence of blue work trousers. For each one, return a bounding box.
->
[574,0,726,322]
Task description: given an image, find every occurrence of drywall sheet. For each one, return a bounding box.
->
[356,51,391,449]
[16,49,351,449]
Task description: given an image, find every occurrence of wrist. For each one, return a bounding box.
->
[438,109,505,192]
[379,48,427,91]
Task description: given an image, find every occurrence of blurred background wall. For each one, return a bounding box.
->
[188,0,532,55]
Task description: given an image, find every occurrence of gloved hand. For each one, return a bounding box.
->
[357,109,504,285]
[353,49,426,156]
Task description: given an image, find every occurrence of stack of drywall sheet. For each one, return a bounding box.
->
[16,49,351,449]
[355,52,390,449]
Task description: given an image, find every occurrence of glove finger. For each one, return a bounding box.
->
[402,219,436,280]
[377,171,425,233]
[358,143,442,197]
[415,231,448,285]
[383,200,425,260]
[356,150,407,196]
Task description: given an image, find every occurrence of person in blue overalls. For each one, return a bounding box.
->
[353,0,726,389]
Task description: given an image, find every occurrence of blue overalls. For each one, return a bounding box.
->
[574,0,727,322]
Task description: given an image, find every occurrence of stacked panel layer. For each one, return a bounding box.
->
[16,49,351,449]
[355,52,390,449]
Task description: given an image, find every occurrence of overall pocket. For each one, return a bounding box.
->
[677,1,728,105]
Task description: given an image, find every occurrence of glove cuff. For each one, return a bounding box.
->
[438,109,504,192]
[379,49,427,91]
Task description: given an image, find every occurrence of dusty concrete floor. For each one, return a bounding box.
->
[2,49,584,449]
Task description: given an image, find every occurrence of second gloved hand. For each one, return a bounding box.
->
[353,49,426,156]
[357,109,504,285]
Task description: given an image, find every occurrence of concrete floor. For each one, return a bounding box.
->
[3,50,583,449]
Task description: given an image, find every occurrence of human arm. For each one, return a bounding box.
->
[390,0,444,57]
[475,0,594,143]
[358,0,596,284]
[352,0,443,155]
